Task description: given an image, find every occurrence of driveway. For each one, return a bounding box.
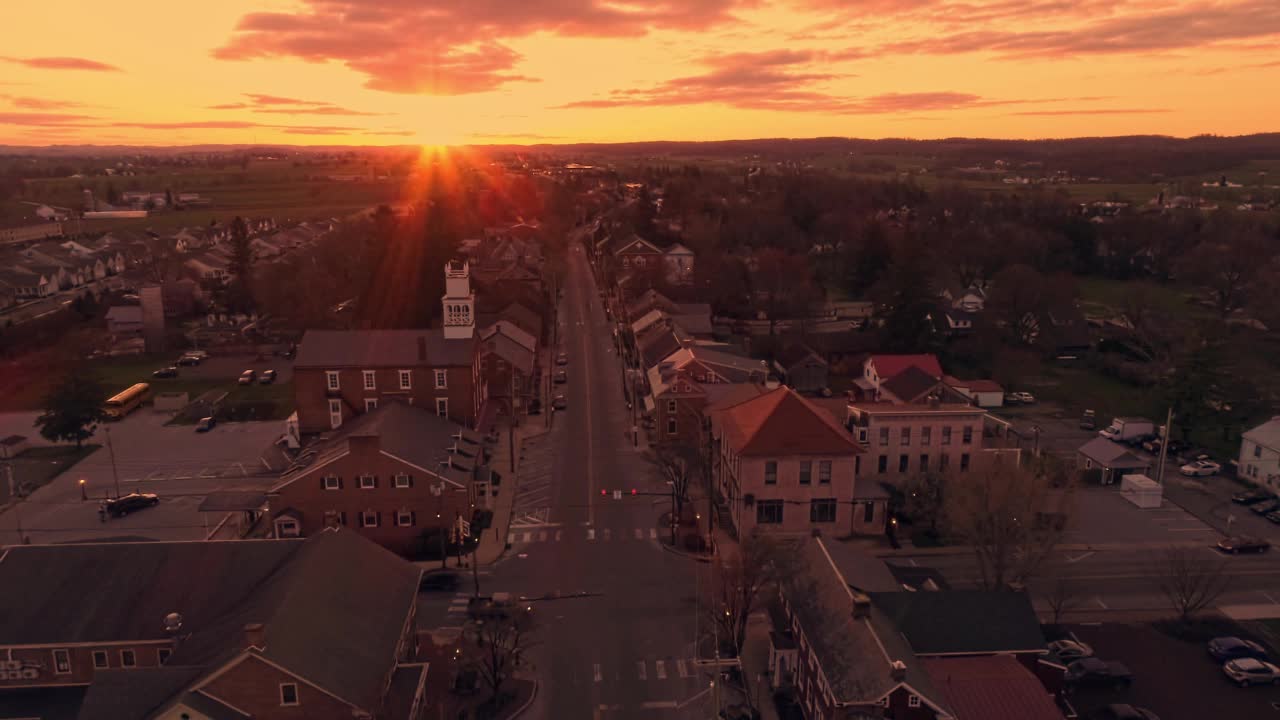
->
[992,403,1098,459]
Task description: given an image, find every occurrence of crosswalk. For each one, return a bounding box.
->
[591,657,708,684]
[507,527,660,545]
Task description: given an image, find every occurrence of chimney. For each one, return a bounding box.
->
[889,660,907,681]
[348,434,380,454]
[244,623,266,650]
[851,590,872,619]
[162,612,184,657]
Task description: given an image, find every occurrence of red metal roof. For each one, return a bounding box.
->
[720,387,861,457]
[921,656,1063,720]
[868,354,943,381]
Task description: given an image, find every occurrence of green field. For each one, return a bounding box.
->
[91,354,295,422]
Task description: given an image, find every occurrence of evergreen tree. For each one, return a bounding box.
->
[227,215,255,312]
[35,372,107,448]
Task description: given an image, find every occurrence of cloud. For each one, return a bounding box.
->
[214,0,748,94]
[0,56,121,72]
[0,112,98,126]
[1,95,87,110]
[1011,108,1171,116]
[208,93,384,116]
[468,132,568,141]
[365,130,416,136]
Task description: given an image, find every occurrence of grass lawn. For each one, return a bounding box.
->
[1076,276,1207,319]
[1026,363,1163,421]
[1,444,100,503]
[89,355,294,422]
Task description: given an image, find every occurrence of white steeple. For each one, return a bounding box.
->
[442,260,474,340]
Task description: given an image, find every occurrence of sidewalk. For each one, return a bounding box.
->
[474,418,551,566]
[739,610,782,720]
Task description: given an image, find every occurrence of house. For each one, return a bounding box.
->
[183,252,230,283]
[271,402,487,556]
[875,365,965,405]
[105,305,144,335]
[663,243,695,284]
[476,301,543,345]
[0,222,62,245]
[670,303,715,338]
[478,320,538,411]
[941,285,985,313]
[1238,417,1280,491]
[944,377,1005,408]
[773,343,829,395]
[626,289,678,321]
[1077,437,1150,485]
[709,387,883,537]
[0,266,56,299]
[861,354,944,396]
[611,234,664,270]
[0,529,428,720]
[293,263,482,434]
[846,401,991,483]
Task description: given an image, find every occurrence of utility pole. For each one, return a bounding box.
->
[105,426,121,499]
[1156,406,1173,485]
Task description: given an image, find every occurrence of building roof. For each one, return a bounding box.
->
[105,305,144,323]
[278,401,483,489]
[869,590,1046,656]
[776,343,827,371]
[665,242,694,256]
[671,312,714,337]
[1243,417,1280,453]
[385,663,429,720]
[295,329,473,369]
[880,365,943,403]
[868,354,944,380]
[75,666,207,720]
[703,382,767,413]
[479,321,537,375]
[921,656,1064,720]
[0,529,419,714]
[683,346,768,383]
[1078,436,1150,468]
[639,326,685,370]
[719,387,860,457]
[631,308,666,335]
[627,289,678,318]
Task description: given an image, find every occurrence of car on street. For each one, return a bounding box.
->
[1250,500,1280,516]
[1080,409,1097,430]
[1232,490,1273,505]
[195,416,216,433]
[1048,639,1094,661]
[238,370,256,385]
[1180,459,1221,476]
[152,366,178,378]
[1065,658,1133,690]
[1090,705,1160,720]
[186,350,209,360]
[177,354,202,366]
[556,353,568,366]
[552,394,567,411]
[1208,637,1269,662]
[259,369,278,384]
[102,492,160,518]
[554,370,568,384]
[1267,511,1280,525]
[419,572,459,592]
[1217,537,1271,554]
[1009,391,1036,404]
[1222,658,1280,687]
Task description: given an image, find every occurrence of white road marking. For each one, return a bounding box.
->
[655,660,667,679]
[507,533,515,545]
[1066,551,1096,564]
[637,661,647,680]
[522,532,532,543]
[1263,592,1279,604]
[538,531,547,542]
[635,528,643,540]
[588,528,596,541]
[555,530,563,542]
[1095,596,1109,609]
[677,659,689,678]
[649,528,658,540]
[593,664,602,683]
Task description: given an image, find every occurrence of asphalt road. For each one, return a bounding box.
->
[479,243,720,719]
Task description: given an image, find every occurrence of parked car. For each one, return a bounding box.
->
[1180,459,1221,477]
[1268,511,1280,525]
[1090,705,1160,720]
[177,354,201,366]
[195,416,216,433]
[102,492,160,518]
[1209,637,1269,662]
[1232,490,1273,505]
[1223,658,1280,687]
[1065,658,1133,690]
[187,350,209,360]
[1079,410,1097,430]
[259,369,278,384]
[238,370,256,385]
[1217,537,1271,554]
[1048,639,1094,661]
[152,366,178,379]
[1009,391,1036,404]
[420,572,459,592]
[554,370,568,384]
[1251,500,1280,516]
[552,394,567,411]
[556,353,569,366]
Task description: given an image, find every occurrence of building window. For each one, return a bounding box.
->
[908,695,921,708]
[435,370,448,390]
[359,474,376,489]
[878,455,887,474]
[942,426,952,445]
[362,370,376,390]
[280,683,299,706]
[961,453,971,471]
[364,398,378,412]
[361,511,379,528]
[879,427,890,446]
[898,455,909,473]
[1255,444,1263,458]
[940,454,950,471]
[920,455,929,473]
[900,427,911,445]
[396,510,415,527]
[323,475,340,490]
[667,417,677,435]
[394,473,411,489]
[799,461,812,485]
[764,461,778,485]
[328,398,342,429]
[120,650,136,668]
[325,371,340,390]
[864,501,876,523]
[921,427,932,446]
[158,648,171,665]
[436,398,449,417]
[667,400,677,414]
[810,499,837,523]
[53,649,71,674]
[757,500,784,524]
[399,370,412,389]
[818,460,831,484]
[962,426,973,444]
[92,650,109,669]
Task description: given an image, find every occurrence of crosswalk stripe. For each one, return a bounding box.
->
[677,659,689,678]
[634,528,643,540]
[594,663,602,683]
[649,528,657,540]
[555,529,563,541]
[587,528,596,541]
[655,660,667,679]
[637,661,647,681]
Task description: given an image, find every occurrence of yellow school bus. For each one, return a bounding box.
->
[103,383,151,420]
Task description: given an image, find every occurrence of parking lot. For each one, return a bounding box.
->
[993,402,1099,459]
[1063,623,1280,720]
[1062,486,1222,547]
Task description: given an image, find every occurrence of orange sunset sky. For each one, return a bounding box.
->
[2,0,1278,146]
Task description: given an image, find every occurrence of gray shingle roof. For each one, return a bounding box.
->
[75,667,206,720]
[869,590,1047,655]
[1078,436,1149,468]
[295,329,474,369]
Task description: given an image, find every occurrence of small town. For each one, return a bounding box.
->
[3,3,1280,720]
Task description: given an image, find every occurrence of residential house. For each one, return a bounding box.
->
[1076,437,1150,485]
[184,252,231,284]
[611,234,664,271]
[271,402,487,556]
[0,529,428,720]
[293,263,483,434]
[941,285,986,313]
[670,303,715,339]
[0,222,62,245]
[105,305,145,335]
[476,301,543,345]
[626,289,678,321]
[1239,417,1280,491]
[709,387,883,537]
[0,267,56,300]
[874,366,967,405]
[663,243,695,284]
[478,320,538,411]
[846,401,993,483]
[860,354,944,397]
[773,343,829,395]
[944,377,1005,408]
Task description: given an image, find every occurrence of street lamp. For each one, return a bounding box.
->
[79,478,87,501]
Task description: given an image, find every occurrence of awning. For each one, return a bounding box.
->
[198,490,268,512]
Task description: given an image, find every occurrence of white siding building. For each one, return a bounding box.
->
[1240,417,1280,493]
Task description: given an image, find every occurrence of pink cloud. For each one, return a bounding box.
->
[0,111,98,126]
[1,95,87,110]
[1011,108,1171,116]
[0,56,122,72]
[208,93,385,116]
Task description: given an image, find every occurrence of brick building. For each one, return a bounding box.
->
[478,320,538,414]
[0,529,428,720]
[846,401,992,484]
[271,402,489,556]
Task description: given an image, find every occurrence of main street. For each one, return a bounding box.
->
[479,242,719,719]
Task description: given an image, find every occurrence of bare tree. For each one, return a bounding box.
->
[704,533,779,659]
[1154,546,1231,622]
[647,443,700,544]
[467,607,536,701]
[1040,569,1082,626]
[945,461,1074,590]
